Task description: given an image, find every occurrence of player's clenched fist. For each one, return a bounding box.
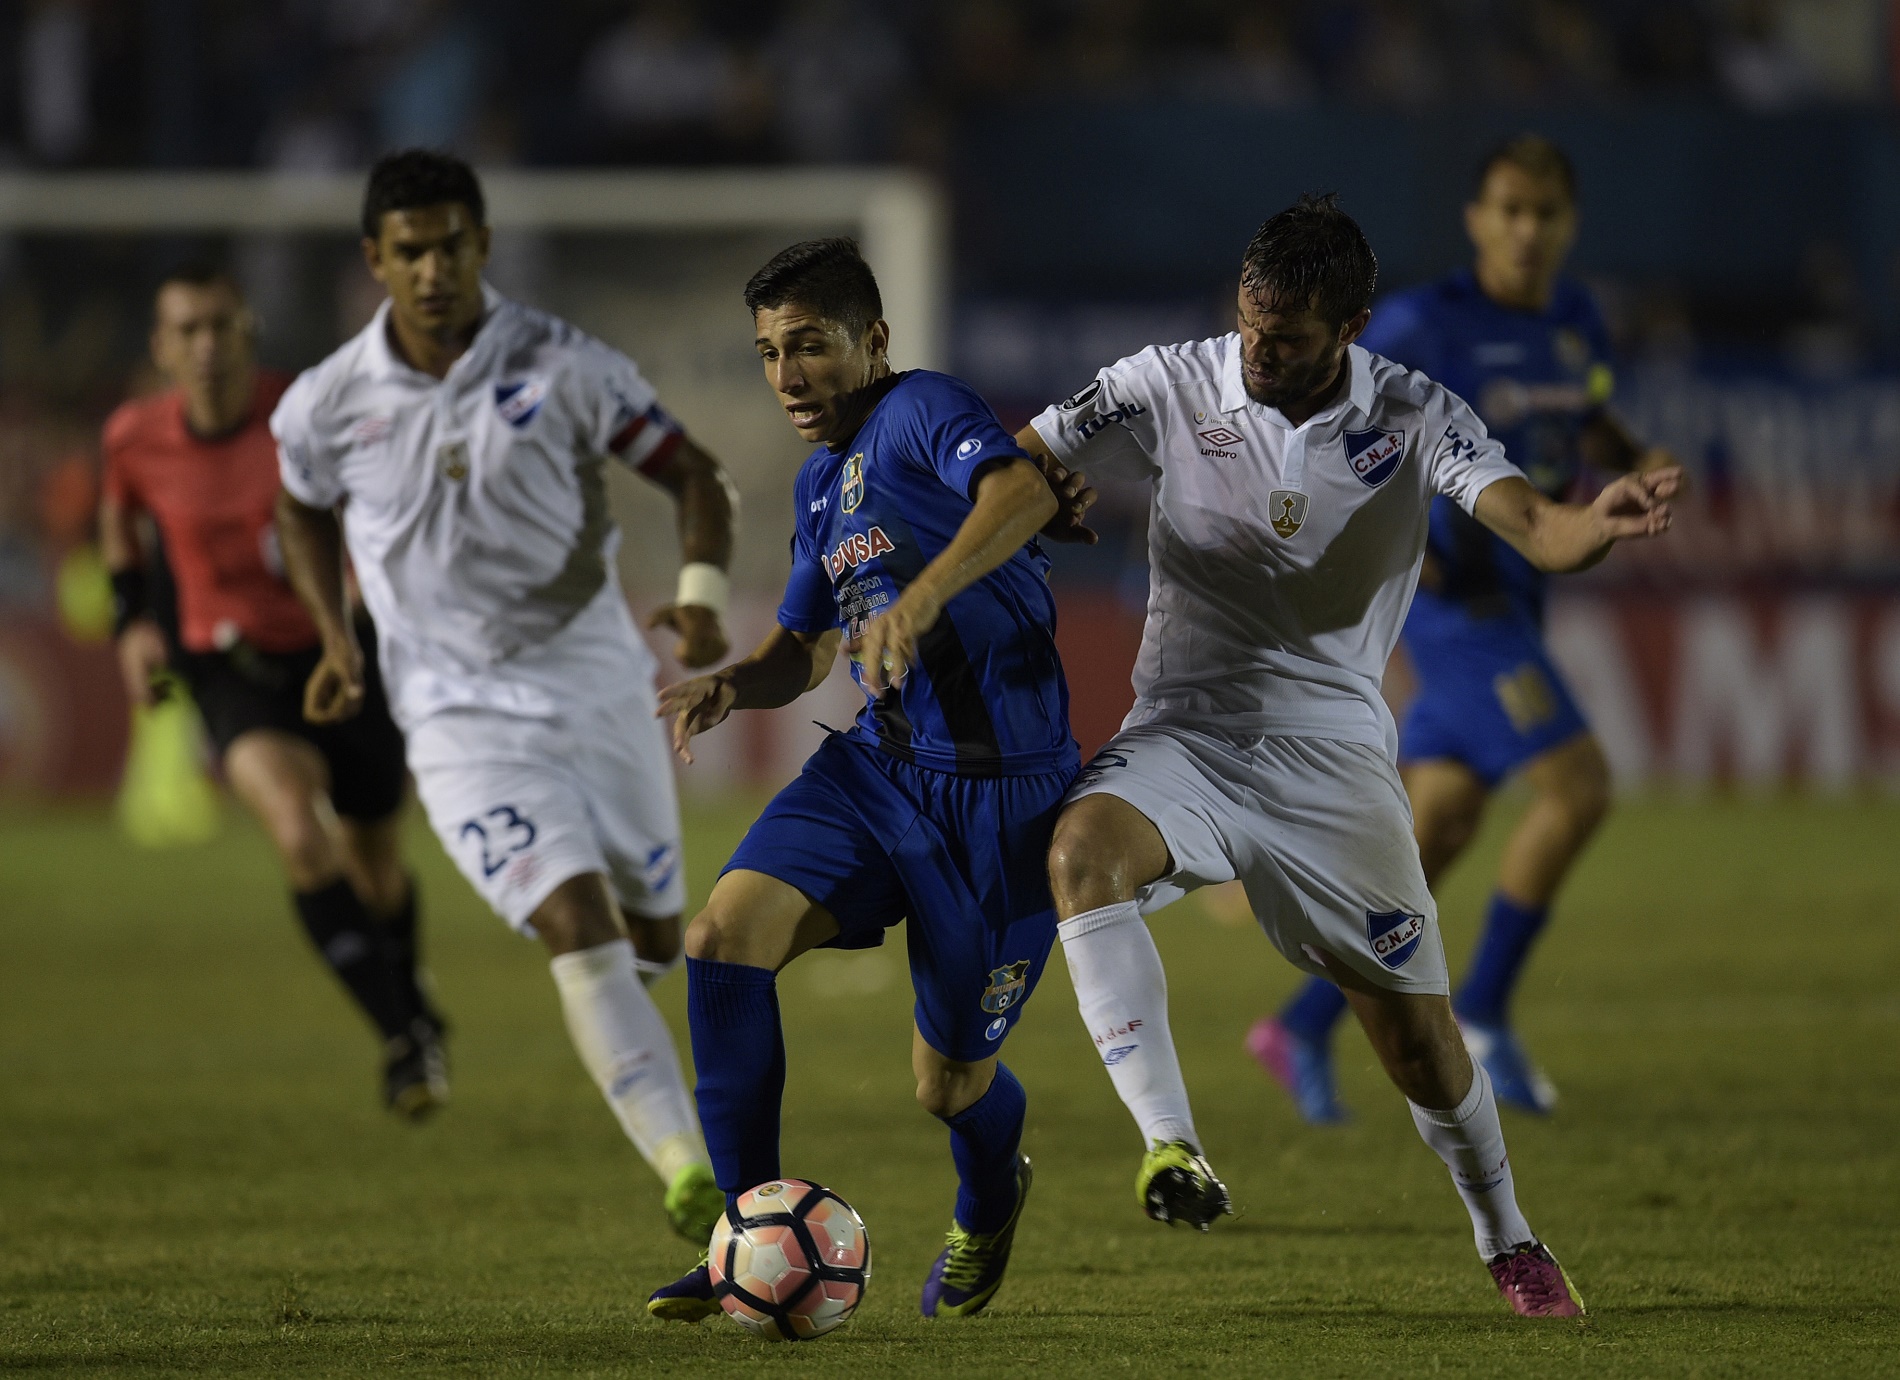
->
[303,639,366,724]
[658,671,738,764]
[647,602,730,669]
[1590,465,1683,542]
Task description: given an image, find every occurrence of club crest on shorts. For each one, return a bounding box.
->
[841,452,865,513]
[981,960,1032,1014]
[1268,489,1308,538]
[437,440,470,481]
[494,377,549,428]
[1367,909,1425,970]
[1344,427,1405,488]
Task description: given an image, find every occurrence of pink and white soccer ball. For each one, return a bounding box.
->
[708,1179,871,1342]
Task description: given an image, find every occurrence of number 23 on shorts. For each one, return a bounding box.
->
[459,805,537,878]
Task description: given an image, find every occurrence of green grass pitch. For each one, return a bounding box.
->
[2,793,1895,1377]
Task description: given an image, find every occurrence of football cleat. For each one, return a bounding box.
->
[1246,1016,1350,1125]
[1459,1018,1559,1115]
[1136,1139,1233,1230]
[1487,1240,1585,1317]
[647,1253,720,1324]
[920,1154,1032,1318]
[381,1017,448,1121]
[664,1163,725,1245]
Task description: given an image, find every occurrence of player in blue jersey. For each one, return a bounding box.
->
[646,239,1083,1323]
[1252,136,1676,1121]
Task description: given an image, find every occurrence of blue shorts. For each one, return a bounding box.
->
[724,733,1075,1062]
[1399,603,1589,788]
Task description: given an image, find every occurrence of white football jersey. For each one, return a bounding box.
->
[273,285,683,729]
[1031,336,1523,756]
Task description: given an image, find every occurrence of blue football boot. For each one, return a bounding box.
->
[1246,1016,1349,1124]
[1459,1018,1558,1115]
[920,1155,1031,1318]
[647,1253,719,1324]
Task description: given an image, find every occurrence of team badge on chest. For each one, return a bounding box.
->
[437,440,471,482]
[494,377,549,428]
[1344,427,1405,488]
[1268,489,1308,538]
[841,452,865,513]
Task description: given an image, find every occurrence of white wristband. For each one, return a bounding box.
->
[675,562,729,616]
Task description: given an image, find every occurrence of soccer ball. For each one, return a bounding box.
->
[708,1179,871,1342]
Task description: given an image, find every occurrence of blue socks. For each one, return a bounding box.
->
[1280,976,1349,1042]
[685,957,785,1200]
[942,1063,1026,1234]
[1453,893,1551,1026]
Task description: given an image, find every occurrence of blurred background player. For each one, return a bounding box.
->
[647,239,1077,1323]
[273,150,736,1243]
[100,265,443,1118]
[1253,136,1678,1121]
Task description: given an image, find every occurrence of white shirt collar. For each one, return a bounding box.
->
[1220,338,1377,431]
[365,281,508,383]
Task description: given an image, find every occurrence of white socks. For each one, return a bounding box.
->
[550,939,706,1183]
[1059,901,1200,1150]
[1409,1055,1533,1259]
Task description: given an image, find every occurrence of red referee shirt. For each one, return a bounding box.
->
[101,372,319,655]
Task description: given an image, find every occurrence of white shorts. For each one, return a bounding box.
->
[1067,723,1448,995]
[406,691,686,934]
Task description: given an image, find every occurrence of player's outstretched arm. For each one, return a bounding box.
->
[275,491,365,724]
[640,437,738,669]
[657,626,840,764]
[1015,425,1099,544]
[1472,468,1683,574]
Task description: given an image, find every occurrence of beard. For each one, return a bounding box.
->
[1241,347,1345,411]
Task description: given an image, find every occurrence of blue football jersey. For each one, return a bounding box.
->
[776,370,1076,778]
[1361,269,1614,624]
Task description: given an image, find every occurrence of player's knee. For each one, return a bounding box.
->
[683,908,731,963]
[274,812,340,890]
[914,1064,986,1120]
[1552,741,1612,836]
[1047,814,1124,913]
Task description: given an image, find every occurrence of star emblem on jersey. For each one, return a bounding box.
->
[437,440,470,482]
[494,377,549,428]
[1344,427,1406,488]
[1366,910,1425,970]
[980,960,1033,1014]
[841,452,865,513]
[1268,489,1308,538]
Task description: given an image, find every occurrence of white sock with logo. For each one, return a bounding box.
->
[550,939,706,1183]
[1408,1055,1533,1259]
[1059,901,1200,1150]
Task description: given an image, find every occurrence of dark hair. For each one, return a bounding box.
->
[361,148,486,239]
[156,260,240,296]
[1474,133,1577,202]
[1239,193,1378,326]
[743,237,883,336]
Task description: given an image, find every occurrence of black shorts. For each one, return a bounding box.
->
[175,626,407,822]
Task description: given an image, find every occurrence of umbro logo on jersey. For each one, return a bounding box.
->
[494,378,549,428]
[437,440,470,482]
[1345,427,1405,488]
[1367,910,1425,969]
[841,452,865,513]
[351,415,392,446]
[1197,426,1242,458]
[1268,489,1307,538]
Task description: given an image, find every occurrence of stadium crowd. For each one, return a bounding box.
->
[0,0,1891,172]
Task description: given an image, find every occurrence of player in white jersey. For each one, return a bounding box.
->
[273,151,736,1245]
[1019,195,1681,1317]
